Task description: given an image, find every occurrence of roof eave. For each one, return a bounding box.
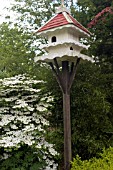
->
[36,24,91,37]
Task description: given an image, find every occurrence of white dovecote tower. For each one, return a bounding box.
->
[35,4,93,63]
[34,2,93,170]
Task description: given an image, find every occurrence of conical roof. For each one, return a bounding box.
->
[34,5,93,63]
[37,6,90,36]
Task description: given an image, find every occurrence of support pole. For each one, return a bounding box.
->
[62,61,71,170]
[62,61,72,170]
[49,58,80,170]
[63,92,71,170]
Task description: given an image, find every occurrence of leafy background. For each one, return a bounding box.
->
[0,0,113,169]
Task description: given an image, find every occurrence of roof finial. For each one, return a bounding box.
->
[61,0,64,6]
[56,0,70,14]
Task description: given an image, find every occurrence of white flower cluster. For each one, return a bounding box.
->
[0,75,58,169]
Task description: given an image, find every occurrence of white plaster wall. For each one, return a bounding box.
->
[68,29,79,42]
[48,28,79,44]
[47,44,82,56]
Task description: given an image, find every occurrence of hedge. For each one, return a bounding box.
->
[71,147,113,170]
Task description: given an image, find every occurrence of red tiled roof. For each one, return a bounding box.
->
[37,12,90,35]
[38,13,68,32]
[69,15,90,34]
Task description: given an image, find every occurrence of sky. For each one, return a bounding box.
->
[0,0,77,24]
[0,0,10,11]
[0,0,15,23]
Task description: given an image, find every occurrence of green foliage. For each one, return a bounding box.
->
[71,63,113,158]
[1,0,113,168]
[73,0,113,64]
[44,62,113,161]
[71,147,113,170]
[0,75,59,170]
[0,23,35,78]
[0,22,49,81]
[12,0,55,30]
[72,0,95,27]
[69,1,113,160]
[88,1,113,64]
[0,145,46,170]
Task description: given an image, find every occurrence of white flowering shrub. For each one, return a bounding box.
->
[0,75,58,170]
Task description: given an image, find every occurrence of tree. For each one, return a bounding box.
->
[74,0,113,64]
[11,0,56,31]
[88,5,113,64]
[2,0,113,164]
[71,0,95,27]
[0,74,59,170]
[69,0,113,159]
[0,23,35,78]
[46,62,113,160]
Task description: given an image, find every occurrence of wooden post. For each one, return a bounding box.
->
[49,58,80,170]
[63,93,71,170]
[62,61,71,170]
